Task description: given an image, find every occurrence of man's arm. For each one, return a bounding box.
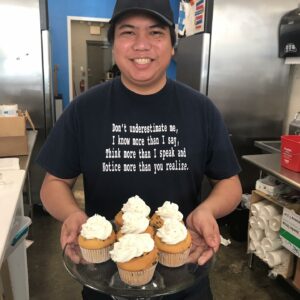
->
[198,175,242,219]
[40,173,82,222]
[40,173,88,263]
[187,175,242,265]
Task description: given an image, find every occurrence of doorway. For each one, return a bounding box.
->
[67,16,113,100]
[86,41,112,88]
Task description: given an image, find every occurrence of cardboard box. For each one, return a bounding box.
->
[280,208,300,258]
[0,115,28,157]
[0,135,28,157]
[255,176,284,197]
[0,116,26,137]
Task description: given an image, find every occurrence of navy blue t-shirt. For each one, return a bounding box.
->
[37,77,240,219]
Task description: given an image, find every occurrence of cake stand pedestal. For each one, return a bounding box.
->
[111,297,162,300]
[63,244,214,299]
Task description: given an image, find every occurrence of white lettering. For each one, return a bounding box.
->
[112,123,121,132]
[123,150,136,159]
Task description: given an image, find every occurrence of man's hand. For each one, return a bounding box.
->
[186,207,220,265]
[60,210,88,264]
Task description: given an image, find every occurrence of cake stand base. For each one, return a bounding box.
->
[63,243,214,299]
[111,297,163,300]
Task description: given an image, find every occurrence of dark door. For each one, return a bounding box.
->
[86,41,112,88]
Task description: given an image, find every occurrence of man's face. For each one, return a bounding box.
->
[112,14,174,95]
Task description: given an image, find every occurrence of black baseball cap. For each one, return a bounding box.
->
[110,0,174,27]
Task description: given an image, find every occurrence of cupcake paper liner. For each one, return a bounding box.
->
[118,263,157,286]
[80,245,112,263]
[158,247,190,267]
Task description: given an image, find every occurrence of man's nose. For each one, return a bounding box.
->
[133,33,151,50]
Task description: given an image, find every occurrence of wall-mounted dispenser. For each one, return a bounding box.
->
[279,6,300,58]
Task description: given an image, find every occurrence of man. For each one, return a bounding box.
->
[37,0,242,299]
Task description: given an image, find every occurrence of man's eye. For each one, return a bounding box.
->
[150,31,164,36]
[120,31,134,36]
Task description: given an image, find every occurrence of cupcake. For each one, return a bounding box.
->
[154,219,191,267]
[116,211,154,240]
[150,201,183,229]
[110,233,158,286]
[78,214,116,263]
[114,195,151,228]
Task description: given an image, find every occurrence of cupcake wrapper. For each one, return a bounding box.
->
[80,245,112,263]
[158,247,190,267]
[118,263,157,286]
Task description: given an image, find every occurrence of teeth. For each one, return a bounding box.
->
[134,58,151,64]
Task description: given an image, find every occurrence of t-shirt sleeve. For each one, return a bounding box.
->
[36,100,81,179]
[204,100,241,180]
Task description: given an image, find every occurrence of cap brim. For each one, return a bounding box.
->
[109,8,174,27]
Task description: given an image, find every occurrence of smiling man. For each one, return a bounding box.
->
[111,15,174,94]
[37,1,242,300]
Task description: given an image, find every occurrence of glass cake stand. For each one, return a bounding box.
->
[63,243,215,300]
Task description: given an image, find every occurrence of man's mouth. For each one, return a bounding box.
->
[133,58,152,65]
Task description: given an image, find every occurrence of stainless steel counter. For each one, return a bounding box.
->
[242,153,300,191]
[254,140,281,153]
[0,131,37,299]
[19,130,38,217]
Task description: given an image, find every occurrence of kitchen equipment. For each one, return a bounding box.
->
[279,6,300,58]
[289,112,300,135]
[0,0,54,203]
[176,0,298,192]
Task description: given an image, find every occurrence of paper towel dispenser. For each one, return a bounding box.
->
[279,7,300,58]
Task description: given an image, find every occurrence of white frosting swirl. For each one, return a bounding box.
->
[80,214,112,240]
[156,219,187,245]
[156,201,183,222]
[121,195,151,217]
[121,211,149,234]
[110,233,154,263]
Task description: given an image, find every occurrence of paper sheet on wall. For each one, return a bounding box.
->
[178,0,206,37]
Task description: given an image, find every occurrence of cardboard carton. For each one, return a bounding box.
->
[0,111,34,157]
[0,116,26,137]
[280,207,300,258]
[0,135,28,157]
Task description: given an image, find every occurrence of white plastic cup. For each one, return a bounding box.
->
[249,216,260,229]
[249,238,259,251]
[265,249,290,267]
[260,204,281,220]
[269,215,282,232]
[249,240,256,251]
[251,201,267,217]
[249,228,265,241]
[255,245,267,259]
[261,237,282,251]
[257,216,268,230]
[265,227,279,240]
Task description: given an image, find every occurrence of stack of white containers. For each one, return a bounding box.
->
[249,201,292,271]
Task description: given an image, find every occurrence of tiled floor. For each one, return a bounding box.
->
[27,178,299,300]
